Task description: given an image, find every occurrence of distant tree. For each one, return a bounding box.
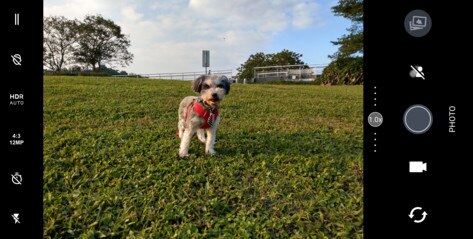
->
[330,0,363,59]
[96,65,127,75]
[271,49,306,66]
[321,0,363,84]
[69,65,82,72]
[74,15,133,71]
[320,57,362,85]
[236,49,306,80]
[43,16,78,71]
[236,52,269,81]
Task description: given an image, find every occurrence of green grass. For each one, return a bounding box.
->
[44,76,363,238]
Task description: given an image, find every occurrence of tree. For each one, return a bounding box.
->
[319,57,362,85]
[236,49,306,80]
[43,16,78,71]
[236,52,269,81]
[330,0,363,59]
[96,65,128,75]
[271,50,306,66]
[74,15,133,71]
[321,0,363,84]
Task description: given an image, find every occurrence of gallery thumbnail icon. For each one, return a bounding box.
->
[404,10,432,37]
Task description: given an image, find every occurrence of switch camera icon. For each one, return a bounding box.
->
[409,207,428,223]
[409,161,427,173]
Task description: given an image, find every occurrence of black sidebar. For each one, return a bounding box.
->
[365,0,467,238]
[3,1,43,238]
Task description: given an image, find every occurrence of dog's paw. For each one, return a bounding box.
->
[205,149,216,155]
[178,153,190,158]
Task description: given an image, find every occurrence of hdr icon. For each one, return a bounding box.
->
[9,93,24,106]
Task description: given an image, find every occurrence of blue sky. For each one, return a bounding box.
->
[44,0,351,74]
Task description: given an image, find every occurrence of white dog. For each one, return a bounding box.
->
[177,74,231,157]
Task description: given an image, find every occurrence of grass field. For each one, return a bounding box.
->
[44,76,363,238]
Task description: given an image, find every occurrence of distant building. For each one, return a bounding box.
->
[253,64,327,83]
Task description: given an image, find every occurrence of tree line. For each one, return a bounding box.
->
[43,15,133,73]
[236,50,308,81]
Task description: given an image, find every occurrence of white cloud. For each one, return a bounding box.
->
[121,7,142,22]
[44,0,116,19]
[44,0,323,74]
[292,1,321,28]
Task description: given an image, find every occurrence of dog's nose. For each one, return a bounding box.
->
[212,93,218,99]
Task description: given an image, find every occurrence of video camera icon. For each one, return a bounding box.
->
[409,161,427,173]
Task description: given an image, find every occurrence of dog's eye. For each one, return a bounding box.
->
[202,84,209,90]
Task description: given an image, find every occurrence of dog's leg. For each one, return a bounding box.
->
[205,117,220,155]
[178,119,185,138]
[197,129,206,143]
[179,128,196,157]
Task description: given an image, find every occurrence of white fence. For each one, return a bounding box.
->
[112,63,328,83]
[113,69,233,81]
[310,64,328,76]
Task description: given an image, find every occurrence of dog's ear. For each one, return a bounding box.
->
[192,75,205,93]
[219,75,231,95]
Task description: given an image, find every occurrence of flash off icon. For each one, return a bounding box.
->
[409,161,427,173]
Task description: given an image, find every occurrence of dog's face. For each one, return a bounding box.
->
[192,74,230,107]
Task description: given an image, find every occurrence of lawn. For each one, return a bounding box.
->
[43,76,363,238]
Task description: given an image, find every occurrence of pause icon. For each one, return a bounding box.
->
[14,13,19,26]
